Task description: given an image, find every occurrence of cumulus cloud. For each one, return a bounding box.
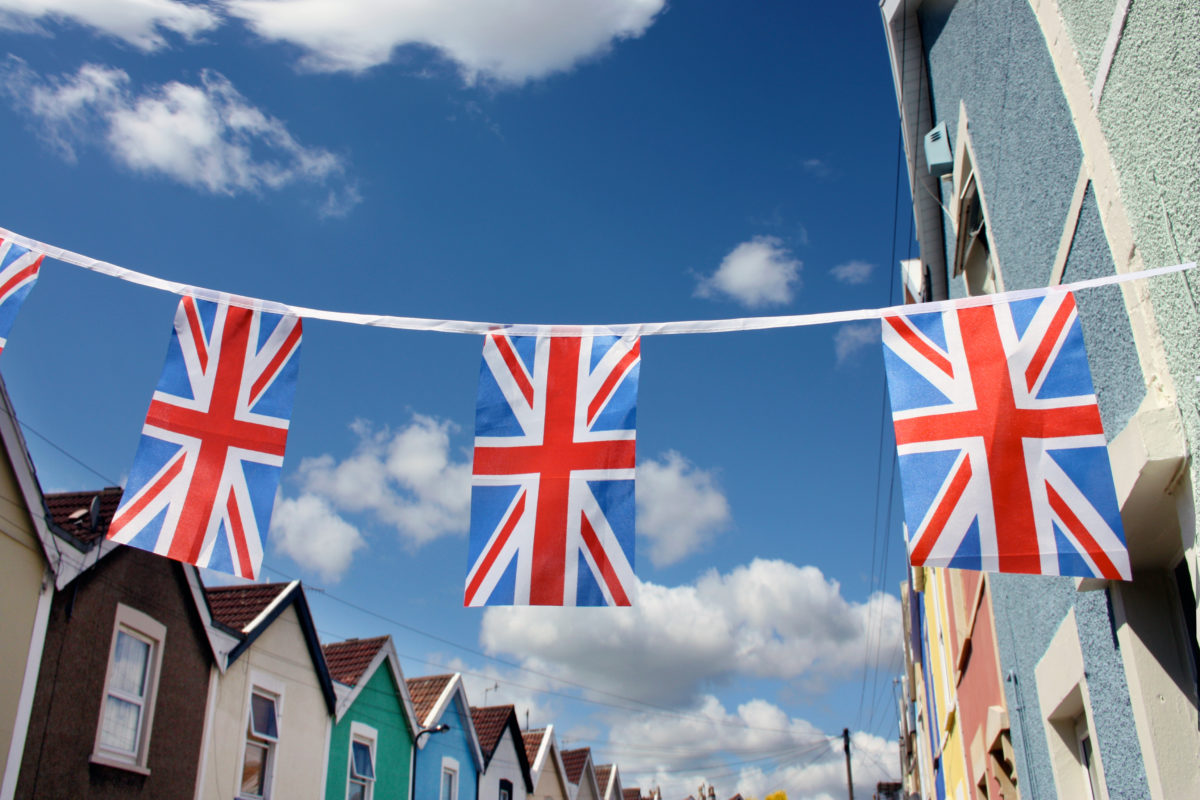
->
[695,236,801,308]
[637,451,731,566]
[609,697,897,800]
[270,493,365,583]
[0,59,358,212]
[830,260,874,285]
[480,559,902,708]
[297,415,472,547]
[0,0,218,50]
[225,0,666,83]
[833,322,879,366]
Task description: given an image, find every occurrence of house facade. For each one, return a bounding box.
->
[16,488,215,799]
[562,747,601,800]
[0,378,56,800]
[523,726,571,800]
[407,674,483,800]
[324,636,419,800]
[882,0,1200,798]
[197,581,336,800]
[472,705,532,800]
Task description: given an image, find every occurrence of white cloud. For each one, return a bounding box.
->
[270,493,365,583]
[226,0,666,83]
[1,59,357,210]
[637,451,731,566]
[297,415,472,547]
[0,0,219,50]
[609,697,897,800]
[480,559,902,708]
[695,236,801,308]
[833,322,879,366]
[830,260,874,285]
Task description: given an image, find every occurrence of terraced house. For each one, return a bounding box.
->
[881,0,1200,797]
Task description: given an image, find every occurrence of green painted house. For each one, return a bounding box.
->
[323,636,420,800]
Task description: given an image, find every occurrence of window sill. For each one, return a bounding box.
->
[89,752,151,776]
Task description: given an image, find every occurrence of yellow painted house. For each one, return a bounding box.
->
[0,378,57,800]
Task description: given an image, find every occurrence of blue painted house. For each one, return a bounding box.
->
[406,674,484,800]
[882,1,1200,798]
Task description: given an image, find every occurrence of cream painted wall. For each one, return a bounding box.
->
[197,604,330,800]
[0,451,48,799]
[532,749,569,800]
[479,732,528,800]
[573,768,599,800]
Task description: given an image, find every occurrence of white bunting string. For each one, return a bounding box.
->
[1,225,1193,337]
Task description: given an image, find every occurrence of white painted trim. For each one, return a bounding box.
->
[242,580,299,633]
[1050,161,1092,286]
[0,566,53,800]
[183,565,238,673]
[192,665,220,800]
[1092,0,1132,106]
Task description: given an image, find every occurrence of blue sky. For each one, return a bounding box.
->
[0,2,910,797]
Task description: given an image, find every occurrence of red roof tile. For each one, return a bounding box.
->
[471,705,515,760]
[44,487,123,544]
[406,675,452,725]
[624,788,641,800]
[562,748,591,784]
[596,765,613,794]
[524,728,545,767]
[323,636,388,686]
[206,583,290,631]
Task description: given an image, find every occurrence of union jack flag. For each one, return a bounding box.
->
[466,332,640,606]
[0,237,44,357]
[882,292,1130,580]
[108,297,302,579]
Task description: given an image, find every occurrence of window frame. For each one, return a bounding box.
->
[441,756,460,800]
[90,603,166,774]
[239,674,285,800]
[347,721,378,800]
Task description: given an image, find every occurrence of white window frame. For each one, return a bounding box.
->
[239,673,285,800]
[91,603,166,774]
[441,756,460,800]
[347,721,378,800]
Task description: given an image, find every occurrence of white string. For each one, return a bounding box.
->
[2,224,1193,337]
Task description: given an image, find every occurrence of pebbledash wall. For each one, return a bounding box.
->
[907,0,1200,798]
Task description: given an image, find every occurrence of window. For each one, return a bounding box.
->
[241,687,281,799]
[92,604,166,773]
[441,756,459,800]
[1074,717,1103,800]
[348,722,377,800]
[499,779,513,800]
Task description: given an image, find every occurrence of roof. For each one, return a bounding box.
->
[43,486,122,544]
[323,636,389,686]
[471,705,515,760]
[524,728,545,767]
[406,674,453,725]
[562,748,590,784]
[624,788,641,800]
[206,582,290,631]
[596,765,613,793]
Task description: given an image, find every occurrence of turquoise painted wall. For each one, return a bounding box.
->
[326,667,415,800]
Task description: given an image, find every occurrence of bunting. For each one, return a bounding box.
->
[881,292,1131,580]
[466,332,639,606]
[0,236,43,357]
[0,224,1185,595]
[107,297,302,579]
